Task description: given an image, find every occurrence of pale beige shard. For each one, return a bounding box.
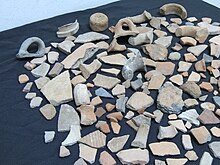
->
[78,105,96,125]
[31,55,47,64]
[61,43,97,69]
[187,17,198,22]
[178,61,192,72]
[126,92,154,111]
[184,98,198,108]
[156,62,175,76]
[79,130,106,148]
[209,34,220,45]
[18,74,29,84]
[74,84,90,106]
[184,53,197,62]
[31,62,50,78]
[96,41,109,49]
[191,126,211,144]
[200,152,213,165]
[168,114,177,120]
[59,146,70,158]
[200,102,215,111]
[143,57,156,67]
[166,158,188,165]
[155,159,166,165]
[148,73,166,89]
[154,36,173,48]
[188,71,201,82]
[58,40,75,54]
[116,148,149,165]
[39,104,56,120]
[79,143,97,164]
[101,68,120,76]
[41,71,73,106]
[180,37,197,46]
[153,110,163,123]
[170,18,182,24]
[35,77,50,89]
[211,60,220,68]
[48,51,59,64]
[157,125,178,140]
[154,29,167,38]
[99,54,127,66]
[93,74,121,89]
[187,45,208,56]
[142,44,168,61]
[210,127,220,137]
[195,59,206,72]
[169,74,183,85]
[79,59,102,79]
[112,84,125,96]
[149,142,180,156]
[132,124,150,148]
[71,75,86,86]
[185,151,198,161]
[107,135,129,153]
[99,151,116,165]
[167,23,179,33]
[168,120,187,133]
[62,125,81,146]
[182,134,193,150]
[210,43,220,58]
[111,122,121,134]
[91,96,102,106]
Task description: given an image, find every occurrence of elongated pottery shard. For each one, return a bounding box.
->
[99,54,127,66]
[79,130,106,148]
[93,74,121,89]
[132,124,150,148]
[61,43,98,69]
[41,71,73,106]
[74,32,109,43]
[58,104,80,132]
[116,148,149,165]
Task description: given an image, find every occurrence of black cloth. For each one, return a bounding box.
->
[0,0,220,164]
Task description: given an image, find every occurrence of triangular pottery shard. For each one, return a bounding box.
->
[41,70,73,106]
[61,43,98,69]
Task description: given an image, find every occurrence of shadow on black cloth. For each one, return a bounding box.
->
[0,0,220,164]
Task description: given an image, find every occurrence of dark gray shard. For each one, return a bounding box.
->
[116,96,128,113]
[203,53,213,63]
[95,87,114,98]
[131,78,143,90]
[132,114,151,127]
[16,37,45,59]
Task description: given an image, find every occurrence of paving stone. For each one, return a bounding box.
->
[190,126,211,144]
[116,148,149,165]
[58,104,80,132]
[41,70,73,106]
[149,141,180,156]
[39,104,56,120]
[157,82,184,114]
[157,125,178,140]
[107,135,129,153]
[178,109,200,126]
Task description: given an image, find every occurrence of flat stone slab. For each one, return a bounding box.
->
[93,73,121,89]
[157,82,184,114]
[41,70,73,106]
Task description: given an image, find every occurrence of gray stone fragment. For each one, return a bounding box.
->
[209,141,220,159]
[34,77,50,89]
[178,109,200,126]
[157,82,184,114]
[58,104,80,132]
[74,158,87,165]
[213,96,220,107]
[153,110,163,123]
[30,96,43,108]
[131,78,143,90]
[132,115,151,127]
[168,52,181,60]
[157,125,178,140]
[95,87,113,98]
[74,84,90,106]
[16,37,45,58]
[116,96,128,113]
[48,62,63,77]
[107,135,129,153]
[22,82,33,92]
[203,53,213,63]
[180,81,202,98]
[131,124,150,148]
[25,92,36,99]
[199,152,213,165]
[44,131,55,143]
[31,62,50,78]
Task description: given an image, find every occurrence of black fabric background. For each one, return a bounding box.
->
[0,0,220,164]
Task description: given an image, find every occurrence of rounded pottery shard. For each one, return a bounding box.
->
[16,37,45,59]
[90,13,109,32]
[160,3,187,19]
